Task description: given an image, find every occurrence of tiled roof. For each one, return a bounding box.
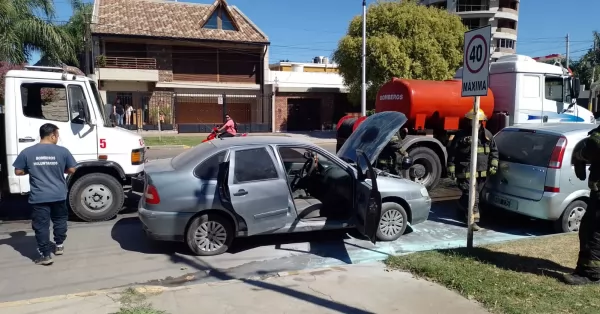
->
[92,0,269,43]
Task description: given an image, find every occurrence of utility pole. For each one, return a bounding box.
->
[590,36,597,112]
[361,0,367,116]
[565,34,570,70]
[84,12,91,76]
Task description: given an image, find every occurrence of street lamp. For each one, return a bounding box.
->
[361,0,367,116]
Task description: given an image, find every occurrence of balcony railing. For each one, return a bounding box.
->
[96,56,157,70]
[456,4,490,12]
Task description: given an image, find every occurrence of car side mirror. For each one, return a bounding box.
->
[572,77,581,98]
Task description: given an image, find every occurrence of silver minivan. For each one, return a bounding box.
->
[481,123,597,233]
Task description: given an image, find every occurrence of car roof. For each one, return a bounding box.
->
[210,136,314,148]
[504,123,597,136]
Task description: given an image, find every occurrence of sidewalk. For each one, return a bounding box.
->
[1,263,489,314]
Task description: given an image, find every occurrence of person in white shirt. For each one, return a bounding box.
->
[125,105,134,125]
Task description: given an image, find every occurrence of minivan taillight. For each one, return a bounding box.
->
[548,136,567,169]
[145,185,160,204]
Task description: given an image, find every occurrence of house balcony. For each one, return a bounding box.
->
[95,56,159,82]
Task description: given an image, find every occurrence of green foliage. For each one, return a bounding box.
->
[333,0,467,106]
[0,0,78,65]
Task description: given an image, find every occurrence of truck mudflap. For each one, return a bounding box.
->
[130,172,146,194]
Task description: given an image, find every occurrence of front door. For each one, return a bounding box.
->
[354,150,382,244]
[225,146,291,235]
[15,79,98,192]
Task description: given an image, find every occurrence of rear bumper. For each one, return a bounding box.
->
[481,187,565,221]
[138,205,193,242]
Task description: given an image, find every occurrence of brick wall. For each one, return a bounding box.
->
[274,92,334,131]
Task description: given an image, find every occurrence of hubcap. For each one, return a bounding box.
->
[194,221,227,252]
[81,184,113,212]
[379,209,404,237]
[567,206,586,232]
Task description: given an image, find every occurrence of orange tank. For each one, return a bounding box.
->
[375,77,494,131]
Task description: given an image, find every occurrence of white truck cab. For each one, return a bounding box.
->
[1,66,145,222]
[455,54,593,126]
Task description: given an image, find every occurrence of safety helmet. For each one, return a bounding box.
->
[465,108,487,121]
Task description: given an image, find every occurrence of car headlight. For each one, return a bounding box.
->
[420,187,429,197]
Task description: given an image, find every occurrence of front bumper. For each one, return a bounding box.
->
[130,172,145,193]
[407,196,432,225]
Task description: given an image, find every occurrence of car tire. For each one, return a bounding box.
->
[68,173,124,222]
[186,213,234,256]
[376,202,408,241]
[555,200,587,233]
[402,147,442,191]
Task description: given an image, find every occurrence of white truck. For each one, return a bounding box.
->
[1,66,146,222]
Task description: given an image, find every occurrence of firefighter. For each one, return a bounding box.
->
[564,125,600,285]
[377,128,409,174]
[447,109,499,231]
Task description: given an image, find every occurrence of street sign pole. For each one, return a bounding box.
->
[461,26,491,249]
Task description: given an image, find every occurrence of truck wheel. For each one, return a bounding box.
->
[403,147,442,190]
[68,173,124,222]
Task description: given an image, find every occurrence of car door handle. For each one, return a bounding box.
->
[233,189,248,196]
[18,137,35,143]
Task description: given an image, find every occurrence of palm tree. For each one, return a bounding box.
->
[0,0,77,65]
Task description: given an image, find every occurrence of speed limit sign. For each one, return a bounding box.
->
[461,25,491,97]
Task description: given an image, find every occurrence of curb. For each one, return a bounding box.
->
[0,265,356,309]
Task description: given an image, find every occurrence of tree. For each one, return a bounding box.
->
[570,32,600,88]
[0,0,77,65]
[333,0,467,106]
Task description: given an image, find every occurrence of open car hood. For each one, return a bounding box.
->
[337,111,408,165]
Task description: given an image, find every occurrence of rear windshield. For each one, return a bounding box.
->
[494,129,560,167]
[171,142,216,169]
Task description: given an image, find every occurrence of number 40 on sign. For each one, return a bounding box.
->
[461,26,491,97]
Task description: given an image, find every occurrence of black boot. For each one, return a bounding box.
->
[562,272,600,285]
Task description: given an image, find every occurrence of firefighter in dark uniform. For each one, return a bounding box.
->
[447,109,499,231]
[565,125,600,285]
[377,128,409,174]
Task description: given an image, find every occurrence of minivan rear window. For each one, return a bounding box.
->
[494,129,560,167]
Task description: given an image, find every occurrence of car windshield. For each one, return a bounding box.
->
[337,111,407,166]
[89,81,111,127]
[494,129,560,167]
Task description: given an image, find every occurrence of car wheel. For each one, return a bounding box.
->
[402,147,442,190]
[68,173,124,222]
[555,200,587,233]
[186,213,234,256]
[376,202,408,241]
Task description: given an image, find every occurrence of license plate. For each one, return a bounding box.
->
[492,195,515,209]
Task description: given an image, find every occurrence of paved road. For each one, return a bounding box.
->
[0,142,554,303]
[145,143,337,160]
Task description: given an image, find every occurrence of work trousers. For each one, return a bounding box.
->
[575,191,600,279]
[31,201,68,256]
[456,178,486,222]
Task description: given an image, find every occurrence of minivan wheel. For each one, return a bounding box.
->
[376,202,408,241]
[186,213,234,256]
[555,200,587,233]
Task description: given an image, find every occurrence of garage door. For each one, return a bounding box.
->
[287,98,321,131]
[175,102,251,124]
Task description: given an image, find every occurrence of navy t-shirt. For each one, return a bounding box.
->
[13,144,77,204]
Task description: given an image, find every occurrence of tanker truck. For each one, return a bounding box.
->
[336,54,589,190]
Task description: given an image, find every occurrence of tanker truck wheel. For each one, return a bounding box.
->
[403,147,442,190]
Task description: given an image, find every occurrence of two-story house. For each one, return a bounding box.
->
[91,0,271,132]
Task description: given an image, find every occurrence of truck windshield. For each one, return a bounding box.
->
[90,81,111,127]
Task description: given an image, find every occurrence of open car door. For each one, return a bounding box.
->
[354,150,382,244]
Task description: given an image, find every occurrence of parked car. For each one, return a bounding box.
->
[481,123,597,233]
[139,111,432,256]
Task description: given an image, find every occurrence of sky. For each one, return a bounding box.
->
[36,0,599,65]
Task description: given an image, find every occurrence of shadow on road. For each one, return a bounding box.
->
[0,231,39,262]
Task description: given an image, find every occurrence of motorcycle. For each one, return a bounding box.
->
[202,127,248,143]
